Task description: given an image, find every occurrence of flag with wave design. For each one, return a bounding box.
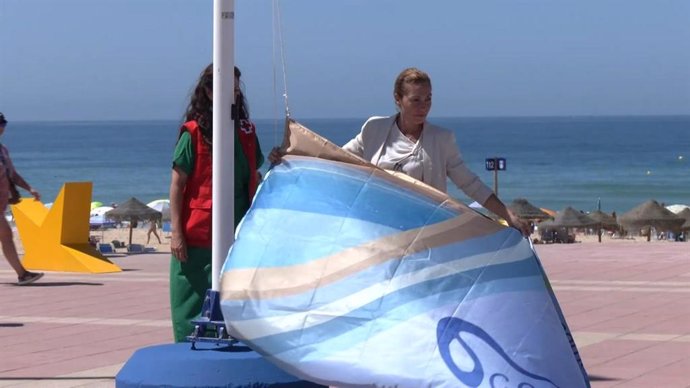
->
[220,120,589,388]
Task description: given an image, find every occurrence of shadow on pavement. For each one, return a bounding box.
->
[8,281,104,287]
[589,374,620,382]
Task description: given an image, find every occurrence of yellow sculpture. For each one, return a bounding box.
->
[11,182,121,273]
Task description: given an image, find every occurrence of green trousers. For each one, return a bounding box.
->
[169,247,212,342]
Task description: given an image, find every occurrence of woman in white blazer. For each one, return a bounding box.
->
[342,68,528,236]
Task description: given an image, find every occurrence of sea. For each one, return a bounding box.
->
[4,115,689,214]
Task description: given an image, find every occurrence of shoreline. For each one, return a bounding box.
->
[13,224,172,256]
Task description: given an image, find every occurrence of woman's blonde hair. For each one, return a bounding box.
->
[393,67,431,101]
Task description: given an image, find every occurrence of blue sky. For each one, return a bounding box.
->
[1,0,688,121]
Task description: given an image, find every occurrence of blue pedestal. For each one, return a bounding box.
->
[116,342,325,388]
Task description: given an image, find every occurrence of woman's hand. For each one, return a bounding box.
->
[268,147,284,165]
[29,188,40,201]
[171,231,188,262]
[506,209,531,237]
[481,195,531,238]
[169,167,188,261]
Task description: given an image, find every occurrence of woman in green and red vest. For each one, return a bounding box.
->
[169,64,264,342]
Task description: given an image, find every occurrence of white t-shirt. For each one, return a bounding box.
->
[377,123,424,181]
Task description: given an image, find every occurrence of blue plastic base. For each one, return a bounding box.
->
[115,342,325,388]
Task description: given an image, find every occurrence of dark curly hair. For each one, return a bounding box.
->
[183,64,249,147]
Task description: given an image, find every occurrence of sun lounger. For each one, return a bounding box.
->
[112,240,127,250]
[127,244,145,254]
[97,243,115,255]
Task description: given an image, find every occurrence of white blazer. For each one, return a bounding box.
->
[343,115,493,204]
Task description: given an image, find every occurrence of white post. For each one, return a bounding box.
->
[211,0,235,291]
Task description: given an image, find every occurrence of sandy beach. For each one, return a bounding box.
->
[546,231,680,245]
[12,223,172,257]
[10,223,681,259]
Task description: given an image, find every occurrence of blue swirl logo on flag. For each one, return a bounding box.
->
[220,121,589,388]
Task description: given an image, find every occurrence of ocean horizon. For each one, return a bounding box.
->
[4,114,689,214]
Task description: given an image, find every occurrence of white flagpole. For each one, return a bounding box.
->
[212,0,234,291]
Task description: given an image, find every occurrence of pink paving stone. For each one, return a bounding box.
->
[2,322,107,347]
[620,377,690,388]
[646,314,690,334]
[586,366,648,386]
[587,311,678,334]
[615,310,689,334]
[629,358,690,386]
[597,341,690,380]
[3,324,163,354]
[581,342,665,372]
[567,312,627,330]
[2,242,689,386]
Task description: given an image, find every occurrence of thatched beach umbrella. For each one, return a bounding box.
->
[677,208,690,231]
[106,197,162,246]
[508,198,551,220]
[550,207,598,228]
[619,200,684,241]
[588,210,619,243]
[540,207,557,218]
[665,204,689,214]
[538,207,597,243]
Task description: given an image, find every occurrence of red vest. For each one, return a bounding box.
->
[180,119,261,248]
[181,121,213,248]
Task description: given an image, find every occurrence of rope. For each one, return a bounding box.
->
[271,0,290,146]
[274,0,290,119]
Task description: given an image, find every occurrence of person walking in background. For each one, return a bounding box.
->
[168,65,264,342]
[0,113,43,285]
[146,220,162,244]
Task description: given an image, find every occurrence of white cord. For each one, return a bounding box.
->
[274,0,290,119]
[271,0,292,134]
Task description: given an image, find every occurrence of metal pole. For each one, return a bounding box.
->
[493,158,498,196]
[211,0,235,291]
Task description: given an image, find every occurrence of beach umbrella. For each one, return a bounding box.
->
[619,199,684,241]
[538,207,597,243]
[91,201,103,210]
[677,208,690,231]
[90,206,114,217]
[508,198,551,220]
[548,207,598,228]
[666,204,689,214]
[147,199,170,222]
[587,210,619,243]
[588,210,617,226]
[540,207,557,218]
[90,206,116,230]
[106,197,161,246]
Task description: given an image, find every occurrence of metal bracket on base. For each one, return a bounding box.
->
[186,289,239,350]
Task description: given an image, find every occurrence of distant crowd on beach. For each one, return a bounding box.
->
[504,198,689,244]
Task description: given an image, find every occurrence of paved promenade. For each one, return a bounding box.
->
[1,242,688,387]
